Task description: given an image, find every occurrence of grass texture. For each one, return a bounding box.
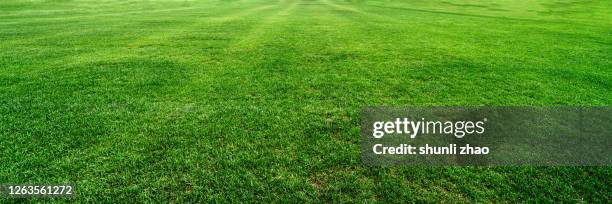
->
[0,0,610,202]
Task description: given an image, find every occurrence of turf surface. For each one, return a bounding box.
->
[0,0,610,202]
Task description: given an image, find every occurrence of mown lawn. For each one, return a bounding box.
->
[0,0,610,202]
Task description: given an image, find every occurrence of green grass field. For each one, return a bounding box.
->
[1,0,610,202]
